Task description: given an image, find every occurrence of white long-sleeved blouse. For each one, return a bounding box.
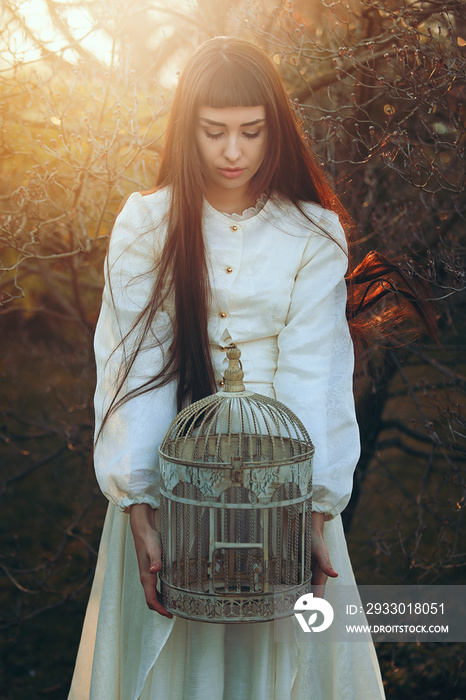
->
[93,188,360,519]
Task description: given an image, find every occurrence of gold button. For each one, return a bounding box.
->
[218,380,225,387]
[226,267,233,273]
[230,224,238,232]
[219,311,227,318]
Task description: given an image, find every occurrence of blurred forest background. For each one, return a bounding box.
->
[0,0,465,697]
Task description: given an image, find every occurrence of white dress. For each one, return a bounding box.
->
[68,189,386,700]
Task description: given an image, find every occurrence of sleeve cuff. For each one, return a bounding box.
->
[118,494,160,514]
[312,487,352,520]
[311,506,336,521]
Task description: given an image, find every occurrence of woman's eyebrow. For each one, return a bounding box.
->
[199,117,266,126]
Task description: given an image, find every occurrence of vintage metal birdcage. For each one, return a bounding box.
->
[158,346,314,623]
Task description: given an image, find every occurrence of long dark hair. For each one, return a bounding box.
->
[103,36,435,428]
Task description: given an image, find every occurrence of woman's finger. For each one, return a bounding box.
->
[311,524,338,597]
[140,564,173,618]
[313,541,338,578]
[130,505,173,618]
[148,559,173,618]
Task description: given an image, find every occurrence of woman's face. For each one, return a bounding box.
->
[195,105,267,213]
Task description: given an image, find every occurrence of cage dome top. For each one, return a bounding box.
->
[159,345,314,469]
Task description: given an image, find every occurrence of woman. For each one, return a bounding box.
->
[69,37,388,699]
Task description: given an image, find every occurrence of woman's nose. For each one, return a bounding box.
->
[223,135,241,162]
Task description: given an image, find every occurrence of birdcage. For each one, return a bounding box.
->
[158,345,314,623]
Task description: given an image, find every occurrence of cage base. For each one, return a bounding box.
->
[160,579,312,623]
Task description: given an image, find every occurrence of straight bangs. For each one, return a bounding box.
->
[194,62,269,109]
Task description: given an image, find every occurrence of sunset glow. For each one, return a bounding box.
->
[1,0,115,64]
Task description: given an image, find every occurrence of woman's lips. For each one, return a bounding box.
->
[218,168,246,179]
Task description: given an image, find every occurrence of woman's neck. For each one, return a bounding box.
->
[204,184,255,216]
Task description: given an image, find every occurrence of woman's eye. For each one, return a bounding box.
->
[202,130,262,140]
[204,130,223,140]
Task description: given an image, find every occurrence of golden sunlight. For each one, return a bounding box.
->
[2,0,114,64]
[1,0,190,67]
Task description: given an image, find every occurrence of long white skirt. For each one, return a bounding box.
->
[68,505,385,700]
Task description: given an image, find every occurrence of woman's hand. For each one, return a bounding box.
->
[311,512,338,598]
[129,503,173,619]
